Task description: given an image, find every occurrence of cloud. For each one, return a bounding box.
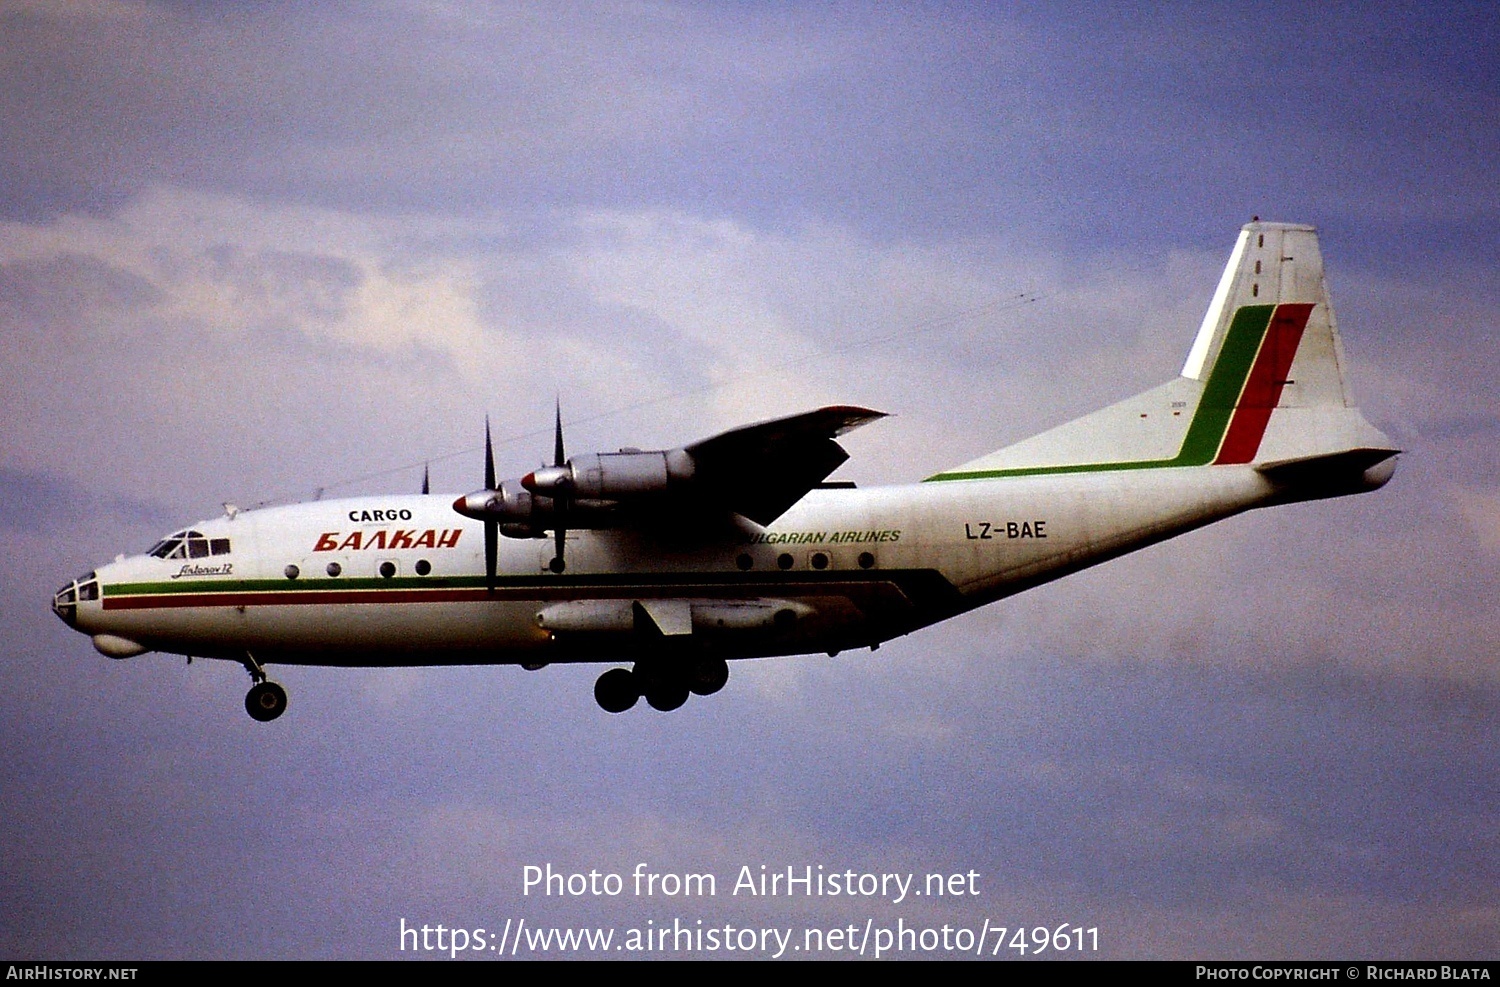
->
[0,186,1215,502]
[1451,486,1500,554]
[8,4,1490,252]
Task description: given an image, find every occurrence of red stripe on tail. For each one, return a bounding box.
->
[1214,302,1314,464]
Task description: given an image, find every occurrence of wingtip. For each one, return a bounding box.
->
[821,405,890,435]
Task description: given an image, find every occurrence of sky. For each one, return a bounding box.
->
[2,0,1498,961]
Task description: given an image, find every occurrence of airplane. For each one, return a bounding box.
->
[51,221,1398,721]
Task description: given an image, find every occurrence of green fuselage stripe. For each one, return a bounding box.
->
[926,305,1275,481]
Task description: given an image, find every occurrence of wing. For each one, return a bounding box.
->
[683,405,887,525]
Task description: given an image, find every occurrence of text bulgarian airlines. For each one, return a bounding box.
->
[748,529,901,545]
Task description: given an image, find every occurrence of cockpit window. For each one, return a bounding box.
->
[148,530,229,559]
[149,538,183,559]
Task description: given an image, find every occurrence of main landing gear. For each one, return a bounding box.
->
[240,652,288,722]
[594,656,729,713]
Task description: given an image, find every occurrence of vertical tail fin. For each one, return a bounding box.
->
[1184,222,1351,404]
[928,221,1397,484]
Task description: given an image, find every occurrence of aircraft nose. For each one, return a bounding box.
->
[52,570,97,628]
[51,581,77,626]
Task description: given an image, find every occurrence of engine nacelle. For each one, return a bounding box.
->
[455,447,696,537]
[524,449,695,499]
[454,481,624,534]
[455,481,539,525]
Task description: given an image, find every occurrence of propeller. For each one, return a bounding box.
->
[421,462,430,495]
[483,418,498,591]
[452,405,571,585]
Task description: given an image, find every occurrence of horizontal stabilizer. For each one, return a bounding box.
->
[1255,447,1398,500]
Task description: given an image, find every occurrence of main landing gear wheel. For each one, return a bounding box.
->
[594,667,639,713]
[643,679,689,712]
[688,657,729,696]
[245,681,288,722]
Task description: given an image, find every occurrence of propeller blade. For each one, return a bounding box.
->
[548,399,568,573]
[484,416,496,491]
[486,518,498,592]
[421,462,430,495]
[484,418,497,591]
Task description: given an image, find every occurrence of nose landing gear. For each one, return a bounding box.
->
[239,652,288,722]
[246,681,288,722]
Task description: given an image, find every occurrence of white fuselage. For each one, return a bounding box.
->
[64,466,1276,669]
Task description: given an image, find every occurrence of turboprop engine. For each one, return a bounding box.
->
[452,406,713,577]
[523,448,696,500]
[453,448,698,535]
[453,402,883,579]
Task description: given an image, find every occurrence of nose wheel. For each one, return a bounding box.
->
[239,651,288,722]
[245,681,288,722]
